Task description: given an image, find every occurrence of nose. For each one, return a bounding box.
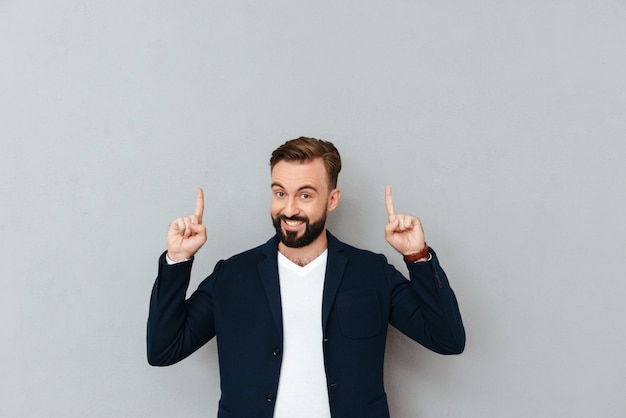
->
[282,196,300,218]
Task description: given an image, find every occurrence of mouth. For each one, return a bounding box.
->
[279,216,308,231]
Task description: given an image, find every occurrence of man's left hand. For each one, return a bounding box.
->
[384,185,427,256]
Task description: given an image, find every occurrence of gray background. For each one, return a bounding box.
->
[1,1,625,417]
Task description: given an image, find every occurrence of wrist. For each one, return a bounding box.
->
[403,244,429,263]
[166,251,190,263]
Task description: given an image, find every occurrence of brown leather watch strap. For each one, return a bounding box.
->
[403,244,429,263]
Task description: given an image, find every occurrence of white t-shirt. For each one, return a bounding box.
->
[273,250,331,418]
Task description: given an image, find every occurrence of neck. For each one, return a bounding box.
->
[278,230,328,267]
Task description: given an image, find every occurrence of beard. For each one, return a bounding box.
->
[272,213,327,248]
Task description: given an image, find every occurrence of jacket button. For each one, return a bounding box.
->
[273,348,281,356]
[266,393,274,402]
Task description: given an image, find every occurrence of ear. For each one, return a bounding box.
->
[327,188,341,212]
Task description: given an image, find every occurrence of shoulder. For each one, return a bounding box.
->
[328,232,388,264]
[218,235,278,269]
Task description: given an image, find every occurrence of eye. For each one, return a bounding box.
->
[274,191,285,198]
[301,193,311,200]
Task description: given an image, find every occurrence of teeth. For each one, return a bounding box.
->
[285,220,302,226]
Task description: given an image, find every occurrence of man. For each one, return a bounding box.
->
[147,137,465,418]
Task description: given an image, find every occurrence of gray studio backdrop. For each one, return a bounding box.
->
[1,1,625,417]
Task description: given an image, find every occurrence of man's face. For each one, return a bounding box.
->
[270,158,340,248]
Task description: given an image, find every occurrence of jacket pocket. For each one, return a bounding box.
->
[336,288,382,339]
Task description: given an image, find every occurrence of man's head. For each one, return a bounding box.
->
[270,137,342,191]
[269,137,342,249]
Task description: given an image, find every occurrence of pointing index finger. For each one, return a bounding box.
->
[195,187,204,224]
[385,185,395,218]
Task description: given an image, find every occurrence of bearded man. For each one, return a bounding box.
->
[147,137,465,418]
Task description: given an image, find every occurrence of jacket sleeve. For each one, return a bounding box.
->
[146,252,218,366]
[387,247,466,354]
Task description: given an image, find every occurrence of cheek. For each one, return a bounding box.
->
[270,200,282,216]
[311,202,328,219]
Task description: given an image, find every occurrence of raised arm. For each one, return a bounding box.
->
[148,188,214,366]
[384,186,465,353]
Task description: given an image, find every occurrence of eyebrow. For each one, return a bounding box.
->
[271,182,319,193]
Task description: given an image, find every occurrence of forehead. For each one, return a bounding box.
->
[270,159,328,189]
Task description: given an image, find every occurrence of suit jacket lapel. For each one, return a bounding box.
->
[257,236,283,339]
[322,232,347,332]
[256,232,347,338]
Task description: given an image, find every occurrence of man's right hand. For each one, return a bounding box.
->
[166,188,207,262]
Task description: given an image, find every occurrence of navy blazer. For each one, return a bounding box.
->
[147,232,465,417]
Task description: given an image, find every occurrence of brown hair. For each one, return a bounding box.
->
[270,137,342,189]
